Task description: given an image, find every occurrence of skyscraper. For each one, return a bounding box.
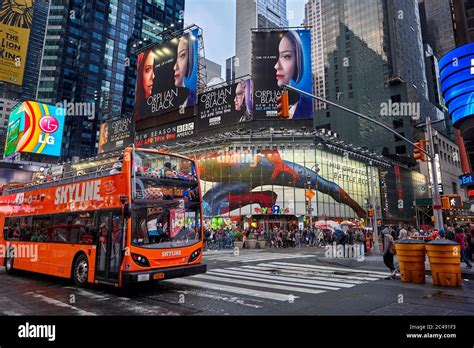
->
[235,0,288,78]
[305,0,444,159]
[36,0,185,160]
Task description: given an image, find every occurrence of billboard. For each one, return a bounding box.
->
[98,117,134,154]
[134,28,199,122]
[0,0,34,85]
[439,43,474,126]
[194,147,379,219]
[252,29,313,119]
[4,101,65,158]
[197,80,253,131]
[135,118,195,148]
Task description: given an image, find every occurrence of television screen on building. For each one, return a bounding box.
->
[252,29,313,120]
[439,43,474,126]
[197,79,253,131]
[3,101,65,158]
[134,28,199,122]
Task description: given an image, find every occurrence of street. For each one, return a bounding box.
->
[1,248,473,316]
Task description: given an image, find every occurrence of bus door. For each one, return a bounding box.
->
[95,211,123,282]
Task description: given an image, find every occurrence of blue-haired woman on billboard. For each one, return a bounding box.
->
[274,30,312,119]
[134,49,156,120]
[174,31,198,108]
[234,79,253,122]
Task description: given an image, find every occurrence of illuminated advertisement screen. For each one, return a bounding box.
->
[4,101,65,158]
[439,43,474,125]
[194,147,380,219]
[252,29,313,119]
[134,28,199,122]
[98,117,134,154]
[197,80,253,131]
[0,0,34,85]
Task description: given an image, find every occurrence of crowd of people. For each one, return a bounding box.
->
[204,226,370,251]
[381,222,474,280]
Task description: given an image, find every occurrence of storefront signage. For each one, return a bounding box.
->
[254,205,290,215]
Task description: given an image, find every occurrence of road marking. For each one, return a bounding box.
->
[165,278,298,301]
[248,263,379,282]
[203,252,315,263]
[206,270,339,290]
[269,262,390,277]
[194,274,326,295]
[173,289,263,309]
[25,292,97,316]
[215,268,352,288]
[64,287,110,301]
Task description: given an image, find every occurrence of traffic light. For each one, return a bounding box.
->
[276,91,290,118]
[413,140,427,162]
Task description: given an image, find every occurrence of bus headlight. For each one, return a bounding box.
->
[131,253,150,267]
[188,249,201,263]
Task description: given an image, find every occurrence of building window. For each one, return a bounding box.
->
[395,145,406,154]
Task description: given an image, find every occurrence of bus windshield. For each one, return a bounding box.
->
[132,151,201,249]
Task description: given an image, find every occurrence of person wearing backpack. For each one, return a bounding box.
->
[383,232,397,279]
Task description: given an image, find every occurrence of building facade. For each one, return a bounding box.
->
[305,0,444,160]
[235,0,288,78]
[36,0,184,161]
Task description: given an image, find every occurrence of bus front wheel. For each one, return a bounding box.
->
[73,254,89,287]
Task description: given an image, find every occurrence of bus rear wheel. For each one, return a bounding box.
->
[73,254,89,287]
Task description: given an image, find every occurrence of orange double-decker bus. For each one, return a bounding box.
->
[0,147,206,287]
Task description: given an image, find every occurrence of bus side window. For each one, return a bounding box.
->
[4,217,19,241]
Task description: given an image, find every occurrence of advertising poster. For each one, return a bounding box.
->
[170,207,186,239]
[252,29,313,119]
[134,28,199,122]
[4,101,65,158]
[195,148,379,219]
[0,0,34,85]
[197,80,253,130]
[98,117,134,154]
[135,118,195,147]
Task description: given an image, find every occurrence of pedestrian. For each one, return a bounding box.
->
[455,228,472,269]
[383,231,397,279]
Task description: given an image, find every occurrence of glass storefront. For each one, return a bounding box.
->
[193,142,382,223]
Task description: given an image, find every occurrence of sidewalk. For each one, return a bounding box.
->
[202,246,474,280]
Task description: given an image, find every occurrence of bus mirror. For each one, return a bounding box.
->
[123,204,131,218]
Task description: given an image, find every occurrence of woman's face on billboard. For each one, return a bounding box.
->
[274,35,296,87]
[234,82,245,110]
[142,52,155,99]
[174,37,188,87]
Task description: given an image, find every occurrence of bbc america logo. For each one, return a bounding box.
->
[177,122,195,133]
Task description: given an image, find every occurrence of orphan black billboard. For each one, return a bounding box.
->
[134,28,199,122]
[197,79,253,131]
[252,29,313,119]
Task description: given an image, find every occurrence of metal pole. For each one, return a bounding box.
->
[369,163,380,253]
[426,117,444,230]
[283,84,430,156]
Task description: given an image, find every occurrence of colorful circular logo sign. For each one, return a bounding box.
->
[39,116,59,133]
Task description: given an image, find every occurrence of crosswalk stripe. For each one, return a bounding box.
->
[194,274,326,295]
[25,292,97,316]
[252,263,381,281]
[258,262,383,281]
[204,252,315,263]
[165,278,296,301]
[269,262,390,277]
[206,270,339,290]
[215,268,354,288]
[241,265,364,284]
